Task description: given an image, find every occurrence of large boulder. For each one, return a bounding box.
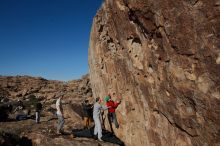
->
[89,0,220,146]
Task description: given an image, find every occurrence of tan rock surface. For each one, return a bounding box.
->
[89,0,220,146]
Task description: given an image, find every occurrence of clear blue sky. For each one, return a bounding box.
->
[0,0,102,81]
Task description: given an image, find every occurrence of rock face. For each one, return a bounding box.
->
[89,0,220,146]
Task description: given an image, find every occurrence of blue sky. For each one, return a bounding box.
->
[0,0,102,81]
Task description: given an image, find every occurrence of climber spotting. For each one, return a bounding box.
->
[93,97,109,141]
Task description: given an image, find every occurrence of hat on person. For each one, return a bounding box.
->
[105,96,110,102]
[96,97,100,102]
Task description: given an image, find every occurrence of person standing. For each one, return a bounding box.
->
[105,95,121,130]
[56,93,65,134]
[82,99,93,129]
[35,102,42,123]
[93,97,109,141]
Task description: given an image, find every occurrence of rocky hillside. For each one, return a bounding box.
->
[0,75,92,102]
[89,0,220,146]
[0,75,117,146]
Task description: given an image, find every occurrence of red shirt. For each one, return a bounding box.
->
[106,100,120,113]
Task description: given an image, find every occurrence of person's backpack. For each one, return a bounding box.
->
[16,114,28,121]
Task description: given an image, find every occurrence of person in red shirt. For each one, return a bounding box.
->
[105,94,121,130]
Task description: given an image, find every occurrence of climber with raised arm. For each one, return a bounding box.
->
[105,94,121,131]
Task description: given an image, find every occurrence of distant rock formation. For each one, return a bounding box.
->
[89,0,220,145]
[0,75,92,102]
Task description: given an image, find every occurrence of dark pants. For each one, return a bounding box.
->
[108,112,119,129]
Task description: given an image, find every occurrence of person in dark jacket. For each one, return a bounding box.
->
[35,102,42,123]
[82,99,93,129]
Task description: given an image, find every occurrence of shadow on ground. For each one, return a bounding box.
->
[0,132,32,146]
[72,127,124,146]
